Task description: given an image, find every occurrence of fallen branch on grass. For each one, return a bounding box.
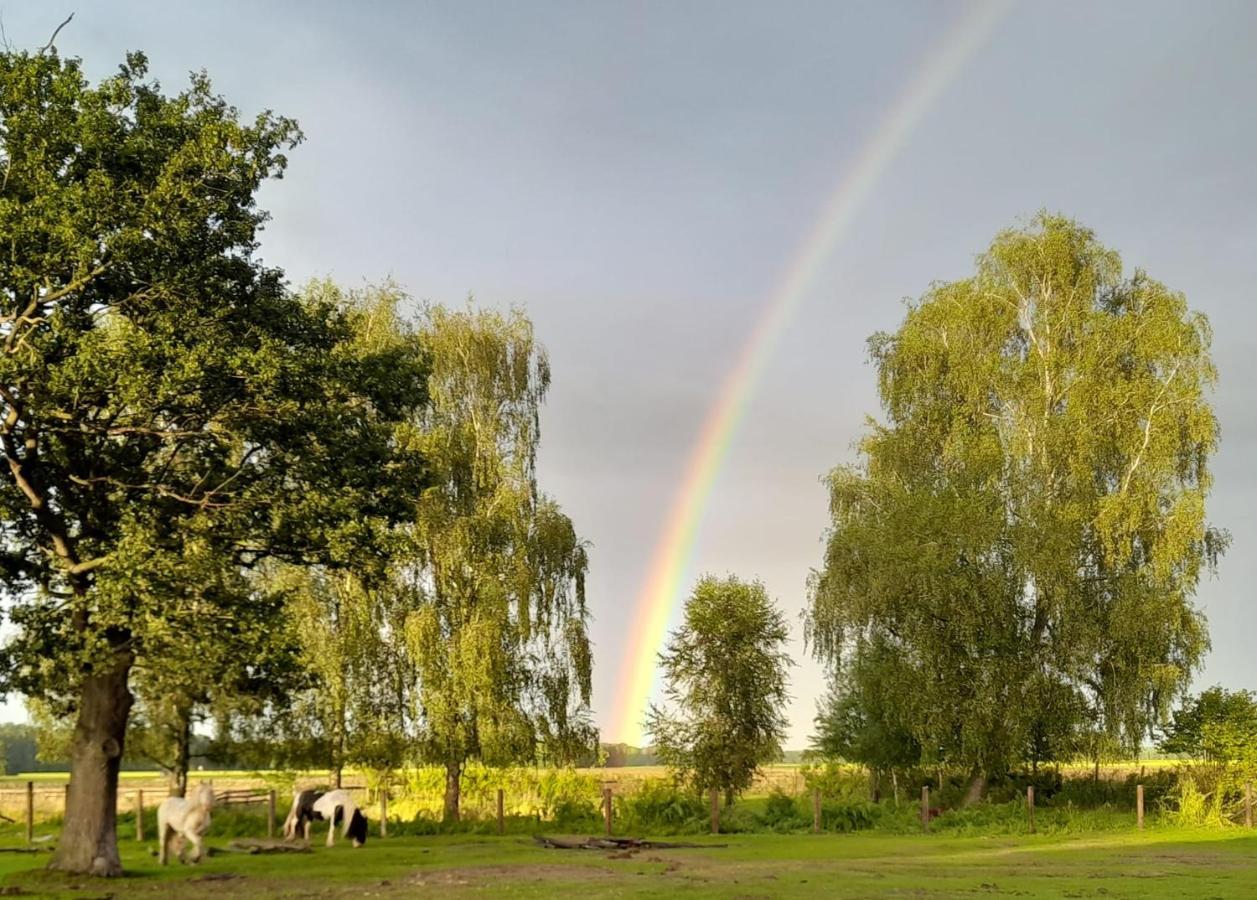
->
[533,835,725,851]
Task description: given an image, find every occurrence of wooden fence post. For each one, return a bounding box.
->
[25,781,34,845]
[1026,785,1035,834]
[921,785,929,832]
[497,788,505,835]
[136,790,144,841]
[603,787,613,836]
[380,790,388,838]
[1246,782,1253,829]
[1136,784,1144,830]
[812,788,821,834]
[63,783,70,817]
[267,789,276,839]
[710,790,719,835]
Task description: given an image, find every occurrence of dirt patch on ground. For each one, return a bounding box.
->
[408,863,620,888]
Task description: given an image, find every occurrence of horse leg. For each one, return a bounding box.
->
[189,833,203,864]
[303,819,311,845]
[158,825,168,866]
[326,808,336,847]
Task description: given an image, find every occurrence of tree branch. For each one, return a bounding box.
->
[39,12,74,54]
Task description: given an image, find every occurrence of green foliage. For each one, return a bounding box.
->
[807,214,1225,782]
[619,779,708,832]
[0,46,431,872]
[810,647,920,771]
[0,723,61,774]
[400,305,594,817]
[798,762,875,803]
[646,575,793,801]
[1160,687,1257,769]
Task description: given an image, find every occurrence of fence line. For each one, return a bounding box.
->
[7,778,1257,844]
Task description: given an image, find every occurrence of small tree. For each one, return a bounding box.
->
[1161,687,1257,771]
[646,575,792,805]
[810,638,920,777]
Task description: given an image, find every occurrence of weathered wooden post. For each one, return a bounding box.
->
[1246,782,1253,828]
[603,787,613,836]
[710,789,719,834]
[1136,784,1144,830]
[812,789,821,834]
[921,785,929,832]
[63,783,70,817]
[1026,785,1035,834]
[497,788,505,835]
[380,790,389,837]
[25,781,34,845]
[136,790,144,841]
[267,789,276,838]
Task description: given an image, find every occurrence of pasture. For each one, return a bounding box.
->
[2,824,1256,898]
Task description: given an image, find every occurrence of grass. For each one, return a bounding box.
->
[2,818,1256,897]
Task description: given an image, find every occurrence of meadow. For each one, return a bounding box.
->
[3,760,1253,897]
[2,822,1256,898]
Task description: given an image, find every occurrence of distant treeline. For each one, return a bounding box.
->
[0,725,803,775]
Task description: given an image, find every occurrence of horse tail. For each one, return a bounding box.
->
[283,791,304,840]
[347,808,368,847]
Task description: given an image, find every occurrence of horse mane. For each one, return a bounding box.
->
[192,781,215,811]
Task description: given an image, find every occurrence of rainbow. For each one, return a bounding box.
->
[610,0,1013,745]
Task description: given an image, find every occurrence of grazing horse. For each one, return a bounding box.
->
[156,781,215,865]
[283,788,368,847]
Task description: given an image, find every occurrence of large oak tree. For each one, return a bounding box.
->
[0,51,427,873]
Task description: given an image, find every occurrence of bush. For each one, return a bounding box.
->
[619,780,707,833]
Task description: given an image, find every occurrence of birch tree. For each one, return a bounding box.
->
[807,214,1225,798]
[403,305,594,822]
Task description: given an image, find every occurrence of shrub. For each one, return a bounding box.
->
[620,780,707,833]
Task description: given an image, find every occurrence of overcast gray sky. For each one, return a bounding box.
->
[2,1,1254,746]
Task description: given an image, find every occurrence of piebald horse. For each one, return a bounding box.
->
[156,781,215,865]
[283,788,368,847]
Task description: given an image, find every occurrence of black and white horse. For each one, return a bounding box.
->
[283,789,368,847]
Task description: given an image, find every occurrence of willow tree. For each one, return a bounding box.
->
[403,305,594,822]
[807,214,1224,798]
[0,52,428,874]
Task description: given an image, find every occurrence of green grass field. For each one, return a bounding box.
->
[2,827,1255,898]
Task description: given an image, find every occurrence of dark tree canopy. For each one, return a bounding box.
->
[0,49,427,874]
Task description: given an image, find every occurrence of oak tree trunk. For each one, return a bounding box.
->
[443,759,461,823]
[49,658,134,876]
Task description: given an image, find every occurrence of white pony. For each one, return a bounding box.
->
[283,788,368,847]
[156,781,215,865]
